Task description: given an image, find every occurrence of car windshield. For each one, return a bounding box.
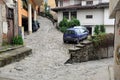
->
[75,29,81,34]
[65,30,75,34]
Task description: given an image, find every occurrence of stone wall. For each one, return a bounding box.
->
[66,40,114,63]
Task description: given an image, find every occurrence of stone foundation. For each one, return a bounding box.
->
[66,40,113,63]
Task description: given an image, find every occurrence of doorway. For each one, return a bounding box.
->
[7,8,14,43]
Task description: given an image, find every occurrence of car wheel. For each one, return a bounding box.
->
[64,40,67,43]
[76,39,79,44]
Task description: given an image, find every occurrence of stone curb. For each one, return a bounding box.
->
[0,47,32,67]
[0,45,24,53]
[108,65,114,80]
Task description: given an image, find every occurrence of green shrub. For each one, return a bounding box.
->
[45,12,53,19]
[100,25,105,33]
[72,18,80,26]
[60,27,68,33]
[94,25,100,35]
[68,18,80,28]
[59,18,80,32]
[94,25,106,35]
[59,17,68,28]
[90,33,114,48]
[12,35,23,45]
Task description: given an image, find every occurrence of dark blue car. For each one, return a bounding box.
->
[63,26,89,43]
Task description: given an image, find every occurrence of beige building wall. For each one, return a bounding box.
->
[48,0,57,20]
[114,11,120,80]
[47,0,56,8]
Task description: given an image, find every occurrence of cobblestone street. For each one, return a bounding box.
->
[0,17,113,80]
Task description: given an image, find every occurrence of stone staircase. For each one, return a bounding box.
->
[65,40,113,64]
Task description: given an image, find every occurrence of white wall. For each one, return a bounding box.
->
[104,8,115,25]
[58,11,63,23]
[63,0,70,6]
[74,0,81,5]
[81,1,86,6]
[105,25,114,33]
[93,0,99,5]
[58,1,60,7]
[77,9,104,25]
[101,0,109,3]
[92,25,114,35]
[70,0,74,5]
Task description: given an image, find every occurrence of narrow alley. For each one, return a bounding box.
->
[0,17,113,80]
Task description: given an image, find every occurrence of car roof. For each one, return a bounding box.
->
[67,26,86,31]
[74,26,86,29]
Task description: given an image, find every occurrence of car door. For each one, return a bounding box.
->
[65,30,76,39]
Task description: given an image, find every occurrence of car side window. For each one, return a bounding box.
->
[71,30,75,34]
[66,30,75,34]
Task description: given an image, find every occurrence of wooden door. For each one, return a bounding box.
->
[7,8,14,43]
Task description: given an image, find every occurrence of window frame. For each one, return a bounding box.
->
[86,15,93,19]
[63,12,69,19]
[60,1,63,7]
[86,1,93,5]
[71,11,77,19]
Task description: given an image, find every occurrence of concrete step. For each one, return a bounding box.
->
[0,47,32,67]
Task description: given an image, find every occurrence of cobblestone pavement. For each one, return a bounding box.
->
[0,17,113,80]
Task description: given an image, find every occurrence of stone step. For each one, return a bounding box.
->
[0,47,32,67]
[76,44,86,48]
[80,40,92,45]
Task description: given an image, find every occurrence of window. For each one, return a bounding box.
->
[86,15,93,19]
[66,30,75,35]
[60,1,63,7]
[63,12,69,19]
[71,11,77,19]
[86,1,93,5]
[6,8,14,19]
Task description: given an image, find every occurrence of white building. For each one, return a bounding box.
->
[52,0,114,35]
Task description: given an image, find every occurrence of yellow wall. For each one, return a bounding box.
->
[18,0,38,27]
[18,0,22,26]
[48,0,56,8]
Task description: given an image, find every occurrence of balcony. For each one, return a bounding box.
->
[110,0,120,18]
